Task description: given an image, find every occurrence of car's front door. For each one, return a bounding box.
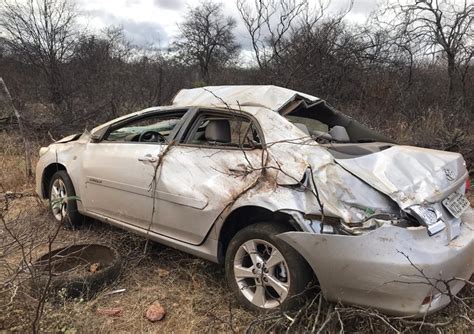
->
[152,110,264,245]
[80,110,188,230]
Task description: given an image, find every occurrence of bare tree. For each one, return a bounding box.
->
[237,0,313,70]
[236,0,356,87]
[236,0,341,70]
[0,78,31,177]
[0,0,78,105]
[173,1,239,84]
[377,0,474,99]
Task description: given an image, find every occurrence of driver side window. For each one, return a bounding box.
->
[104,111,186,144]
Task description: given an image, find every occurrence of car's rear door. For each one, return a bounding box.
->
[152,109,264,245]
[80,109,189,230]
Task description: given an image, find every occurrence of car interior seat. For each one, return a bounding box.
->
[293,123,310,135]
[205,119,231,144]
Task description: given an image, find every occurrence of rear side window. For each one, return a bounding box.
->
[186,114,261,148]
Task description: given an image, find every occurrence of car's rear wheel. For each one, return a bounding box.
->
[225,222,312,311]
[49,171,83,227]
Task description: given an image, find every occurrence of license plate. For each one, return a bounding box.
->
[442,192,470,218]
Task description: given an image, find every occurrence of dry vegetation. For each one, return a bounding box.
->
[0,134,473,333]
[0,0,473,332]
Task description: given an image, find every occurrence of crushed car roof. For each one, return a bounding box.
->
[91,85,318,134]
[172,85,320,112]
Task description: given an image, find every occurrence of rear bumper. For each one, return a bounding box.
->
[278,207,474,316]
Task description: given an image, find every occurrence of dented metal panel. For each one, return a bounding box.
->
[336,146,469,208]
[153,145,264,244]
[172,85,319,112]
[277,207,474,315]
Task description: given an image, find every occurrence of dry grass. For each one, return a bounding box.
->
[0,197,255,332]
[388,108,473,172]
[0,131,473,333]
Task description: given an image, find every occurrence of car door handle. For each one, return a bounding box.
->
[138,154,158,163]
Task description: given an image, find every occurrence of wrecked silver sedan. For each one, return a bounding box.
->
[35,85,473,315]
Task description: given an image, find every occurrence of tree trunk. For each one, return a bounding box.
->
[200,67,209,84]
[48,74,64,106]
[0,78,32,178]
[447,54,456,99]
[199,58,210,84]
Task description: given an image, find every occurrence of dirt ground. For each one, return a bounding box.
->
[0,144,473,333]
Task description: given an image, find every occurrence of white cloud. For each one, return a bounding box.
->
[77,0,381,48]
[153,0,185,10]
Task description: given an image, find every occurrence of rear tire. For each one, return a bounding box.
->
[225,222,312,311]
[48,170,83,227]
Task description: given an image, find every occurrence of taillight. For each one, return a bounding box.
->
[422,292,441,306]
[422,294,432,305]
[466,178,471,194]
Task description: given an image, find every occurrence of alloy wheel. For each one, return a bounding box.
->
[233,239,290,308]
[50,178,68,221]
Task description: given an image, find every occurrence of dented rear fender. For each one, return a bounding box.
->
[277,207,474,316]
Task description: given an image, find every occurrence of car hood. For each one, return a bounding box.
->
[335,146,468,209]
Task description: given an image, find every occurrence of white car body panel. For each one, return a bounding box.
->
[336,145,468,209]
[278,207,474,315]
[172,85,319,112]
[81,142,159,228]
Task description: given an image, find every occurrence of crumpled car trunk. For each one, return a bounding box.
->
[335,145,468,209]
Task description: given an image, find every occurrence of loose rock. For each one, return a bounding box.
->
[157,268,169,277]
[96,307,122,317]
[90,263,100,273]
[145,301,166,322]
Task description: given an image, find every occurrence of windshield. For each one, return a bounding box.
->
[107,119,179,141]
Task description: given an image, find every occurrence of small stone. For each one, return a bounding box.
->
[145,301,166,322]
[90,263,100,273]
[157,268,169,277]
[96,307,122,317]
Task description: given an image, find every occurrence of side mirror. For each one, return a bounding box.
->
[90,133,102,143]
[89,126,109,143]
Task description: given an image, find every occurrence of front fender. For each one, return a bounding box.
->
[35,140,86,203]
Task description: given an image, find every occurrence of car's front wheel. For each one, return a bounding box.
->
[48,171,83,227]
[225,222,312,311]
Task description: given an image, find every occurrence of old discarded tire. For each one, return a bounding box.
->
[225,222,313,311]
[31,244,122,299]
[48,170,84,227]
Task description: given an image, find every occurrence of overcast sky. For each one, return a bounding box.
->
[77,0,380,48]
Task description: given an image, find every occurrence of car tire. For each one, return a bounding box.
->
[31,244,122,299]
[48,170,83,227]
[225,222,313,311]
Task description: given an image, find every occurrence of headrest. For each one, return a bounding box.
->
[205,120,231,143]
[293,122,310,135]
[329,125,350,142]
